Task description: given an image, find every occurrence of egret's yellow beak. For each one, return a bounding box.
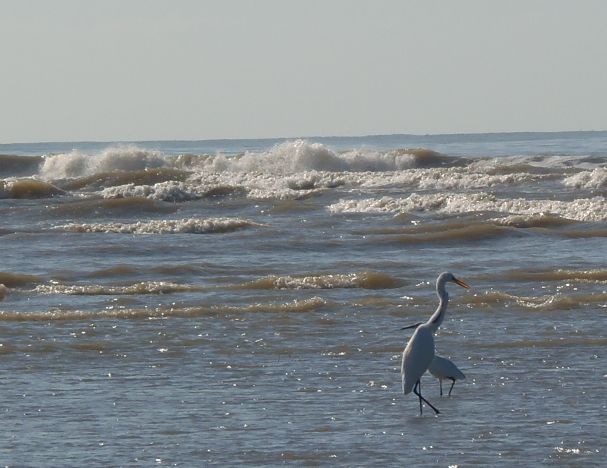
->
[454,277,470,289]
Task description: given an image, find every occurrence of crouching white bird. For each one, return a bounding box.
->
[401,272,469,415]
[428,355,466,397]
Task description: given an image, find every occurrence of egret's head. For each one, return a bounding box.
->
[438,272,470,289]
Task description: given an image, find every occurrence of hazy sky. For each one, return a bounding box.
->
[1,0,606,143]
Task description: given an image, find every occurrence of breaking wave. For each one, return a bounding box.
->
[563,168,607,191]
[207,141,458,173]
[40,146,169,179]
[328,193,607,222]
[19,141,573,202]
[99,181,247,202]
[355,168,547,191]
[100,181,203,202]
[36,141,462,180]
[58,217,263,234]
[57,168,190,191]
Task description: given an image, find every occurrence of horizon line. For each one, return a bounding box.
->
[2,129,606,146]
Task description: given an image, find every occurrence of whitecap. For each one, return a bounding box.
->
[40,146,169,179]
[100,181,202,202]
[59,217,263,234]
[563,168,607,191]
[328,192,607,222]
[188,140,456,174]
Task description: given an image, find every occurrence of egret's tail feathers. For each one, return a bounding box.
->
[403,378,415,395]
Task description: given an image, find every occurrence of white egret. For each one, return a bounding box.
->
[400,325,467,397]
[428,355,466,397]
[401,272,469,415]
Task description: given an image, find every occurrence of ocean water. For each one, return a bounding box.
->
[1,132,606,465]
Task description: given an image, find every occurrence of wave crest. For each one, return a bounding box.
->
[99,181,247,202]
[100,182,202,202]
[211,141,454,173]
[40,146,169,179]
[0,297,328,321]
[500,268,607,282]
[0,155,42,177]
[328,193,607,222]
[238,271,403,290]
[465,290,607,310]
[59,217,263,234]
[492,214,576,228]
[36,141,459,182]
[563,168,607,191]
[58,168,190,191]
[34,281,199,295]
[0,179,65,199]
[0,271,43,287]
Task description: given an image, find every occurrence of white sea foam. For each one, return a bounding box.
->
[184,166,538,201]
[204,141,454,174]
[470,154,605,172]
[328,192,607,222]
[185,171,326,201]
[97,175,323,202]
[40,146,169,179]
[355,168,545,190]
[491,214,575,228]
[39,141,458,180]
[100,181,203,202]
[563,168,607,191]
[34,281,199,295]
[59,217,263,234]
[34,140,571,202]
[35,140,605,190]
[239,271,401,290]
[0,297,328,321]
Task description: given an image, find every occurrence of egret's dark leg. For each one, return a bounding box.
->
[413,379,440,415]
[414,381,422,415]
[439,379,443,397]
[448,378,456,397]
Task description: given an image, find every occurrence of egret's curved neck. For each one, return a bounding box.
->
[427,280,448,332]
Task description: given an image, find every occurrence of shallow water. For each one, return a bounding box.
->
[1,132,606,465]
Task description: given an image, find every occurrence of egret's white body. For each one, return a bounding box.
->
[428,355,466,396]
[401,272,469,415]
